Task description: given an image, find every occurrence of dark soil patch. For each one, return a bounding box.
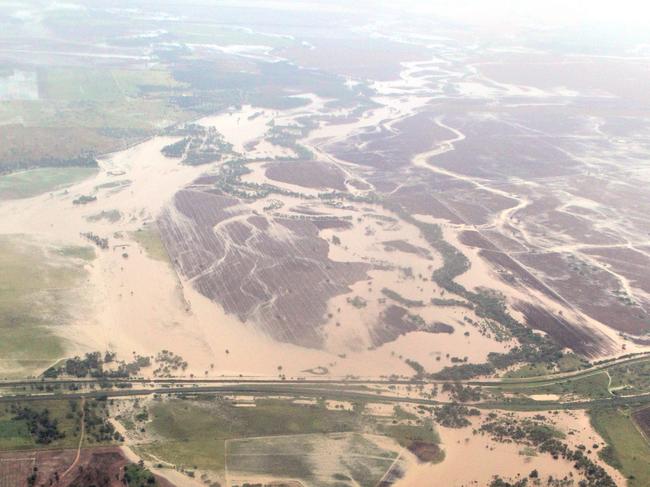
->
[432,322,455,334]
[632,407,650,442]
[369,306,423,347]
[458,230,498,250]
[265,160,347,191]
[383,240,431,258]
[0,447,174,487]
[407,441,443,463]
[514,301,611,357]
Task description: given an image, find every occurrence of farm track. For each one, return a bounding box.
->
[60,397,85,480]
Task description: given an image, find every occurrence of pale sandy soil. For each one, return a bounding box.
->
[365,403,395,417]
[529,394,561,401]
[117,412,205,487]
[292,399,318,406]
[152,468,205,487]
[223,395,257,403]
[225,432,404,487]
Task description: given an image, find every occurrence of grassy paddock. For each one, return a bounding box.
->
[139,398,361,471]
[589,407,650,487]
[135,396,440,476]
[0,236,89,377]
[130,224,171,263]
[0,167,97,200]
[0,399,82,451]
[493,371,611,400]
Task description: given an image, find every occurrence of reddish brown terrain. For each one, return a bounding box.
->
[0,448,172,487]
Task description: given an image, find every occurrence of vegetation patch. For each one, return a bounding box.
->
[494,371,611,401]
[434,403,480,428]
[44,351,151,379]
[481,412,616,487]
[0,167,97,200]
[86,209,122,223]
[0,400,83,450]
[123,462,161,487]
[608,359,650,395]
[72,194,97,205]
[131,224,170,263]
[377,419,444,463]
[381,288,424,307]
[162,124,235,165]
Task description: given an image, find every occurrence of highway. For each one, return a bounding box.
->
[2,378,650,412]
[1,352,649,412]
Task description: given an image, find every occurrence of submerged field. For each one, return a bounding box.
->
[2,1,650,485]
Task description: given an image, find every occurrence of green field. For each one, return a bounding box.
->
[136,398,363,472]
[504,354,586,379]
[40,68,180,103]
[0,399,82,451]
[0,236,91,377]
[609,360,650,395]
[590,407,650,487]
[1,67,186,130]
[377,420,440,447]
[130,224,170,263]
[55,245,96,261]
[494,371,611,400]
[0,167,97,200]
[0,65,189,173]
[134,397,439,476]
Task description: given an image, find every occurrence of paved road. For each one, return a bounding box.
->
[2,352,649,413]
